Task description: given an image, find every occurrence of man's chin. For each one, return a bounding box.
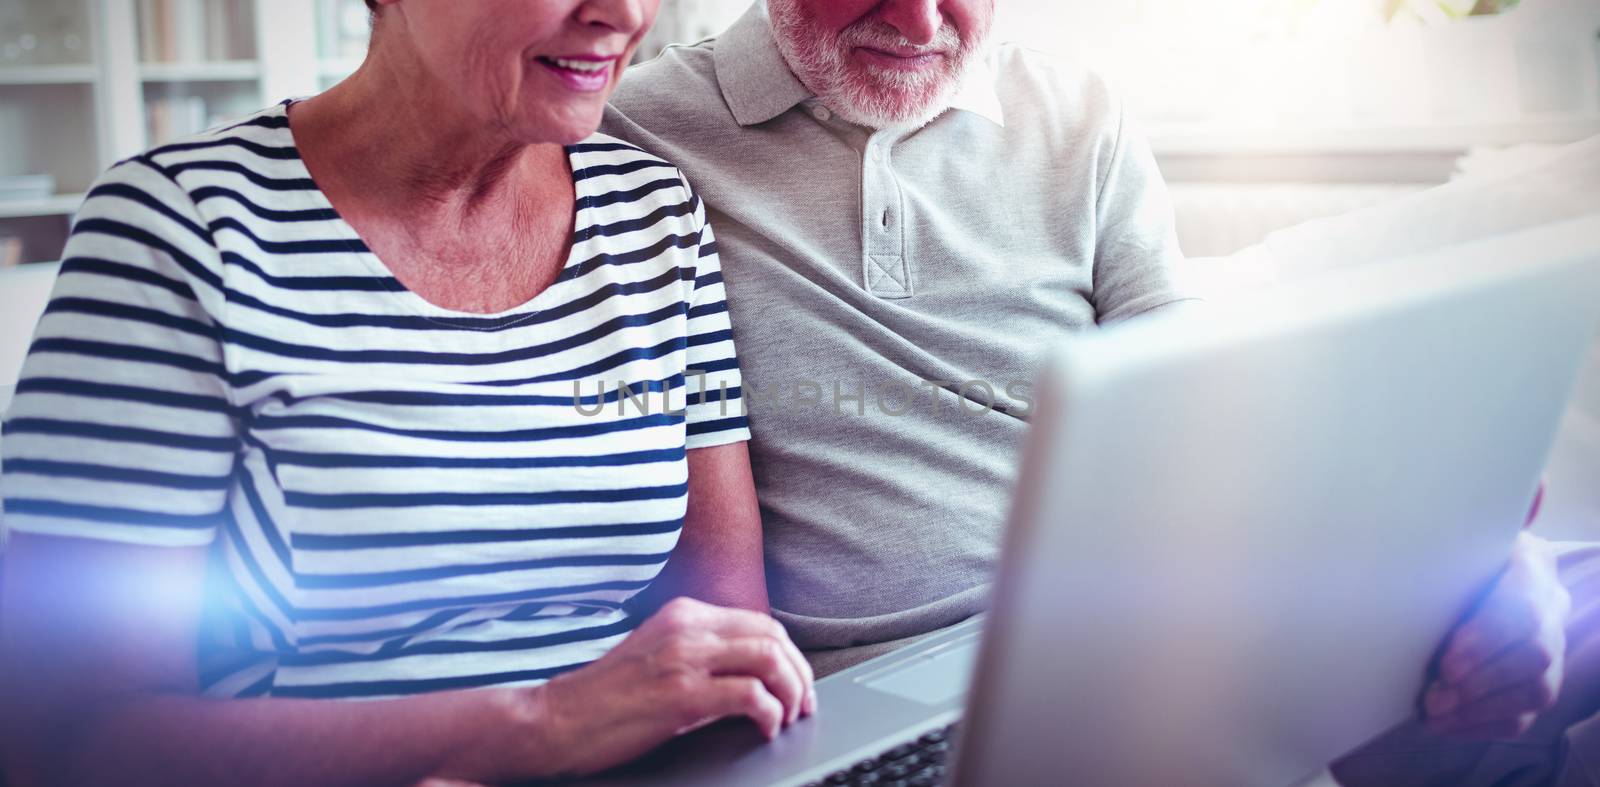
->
[841,106,943,132]
[832,88,955,132]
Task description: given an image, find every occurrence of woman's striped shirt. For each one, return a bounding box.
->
[0,101,750,699]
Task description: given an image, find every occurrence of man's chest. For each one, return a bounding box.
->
[688,115,1103,309]
[699,152,1101,381]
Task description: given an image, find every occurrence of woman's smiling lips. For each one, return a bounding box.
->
[534,53,620,93]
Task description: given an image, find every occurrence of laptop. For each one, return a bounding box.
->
[572,214,1600,787]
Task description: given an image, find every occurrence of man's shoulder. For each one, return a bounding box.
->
[989,42,1123,130]
[604,40,742,154]
[610,40,729,120]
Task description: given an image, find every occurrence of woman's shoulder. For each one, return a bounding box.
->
[89,101,307,223]
[67,101,322,293]
[569,131,702,213]
[569,130,677,171]
[134,101,298,178]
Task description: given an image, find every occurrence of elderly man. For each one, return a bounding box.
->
[606,0,1188,672]
[602,0,1596,780]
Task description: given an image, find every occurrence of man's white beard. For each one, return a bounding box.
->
[768,0,987,131]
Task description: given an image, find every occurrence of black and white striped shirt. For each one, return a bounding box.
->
[1,101,750,699]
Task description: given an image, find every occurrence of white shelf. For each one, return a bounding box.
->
[140,60,263,82]
[0,64,99,86]
[1149,116,1600,156]
[0,0,333,270]
[0,194,85,220]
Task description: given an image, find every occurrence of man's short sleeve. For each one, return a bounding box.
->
[677,175,752,450]
[2,158,238,547]
[1091,107,1196,324]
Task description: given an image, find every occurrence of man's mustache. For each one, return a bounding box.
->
[837,20,964,56]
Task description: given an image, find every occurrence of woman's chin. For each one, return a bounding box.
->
[515,104,607,146]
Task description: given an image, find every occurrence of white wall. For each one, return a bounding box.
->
[992,0,1600,135]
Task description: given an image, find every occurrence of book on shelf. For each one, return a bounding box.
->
[217,0,256,60]
[140,0,255,63]
[0,235,22,268]
[137,0,170,62]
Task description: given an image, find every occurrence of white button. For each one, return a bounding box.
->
[811,105,831,122]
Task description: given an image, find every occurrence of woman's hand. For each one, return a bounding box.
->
[534,597,816,777]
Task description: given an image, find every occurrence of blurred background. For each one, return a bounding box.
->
[995,0,1600,257]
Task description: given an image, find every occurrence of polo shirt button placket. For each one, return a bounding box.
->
[862,136,910,299]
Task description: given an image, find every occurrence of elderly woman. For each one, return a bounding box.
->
[0,0,813,784]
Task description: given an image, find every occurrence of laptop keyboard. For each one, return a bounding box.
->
[802,721,958,787]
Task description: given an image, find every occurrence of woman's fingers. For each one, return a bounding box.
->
[650,598,816,719]
[536,601,818,778]
[652,597,775,640]
[705,636,809,725]
[778,630,816,717]
[700,606,816,718]
[699,601,788,637]
[697,676,787,740]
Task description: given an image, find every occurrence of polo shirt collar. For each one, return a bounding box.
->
[713,2,1006,130]
[714,3,812,127]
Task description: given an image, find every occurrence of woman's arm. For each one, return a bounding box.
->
[0,533,812,787]
[634,442,769,613]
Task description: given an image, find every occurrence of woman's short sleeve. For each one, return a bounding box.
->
[677,176,751,450]
[2,157,238,547]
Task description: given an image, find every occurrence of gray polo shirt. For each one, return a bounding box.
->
[603,4,1192,652]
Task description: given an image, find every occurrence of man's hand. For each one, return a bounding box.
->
[1422,532,1571,740]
